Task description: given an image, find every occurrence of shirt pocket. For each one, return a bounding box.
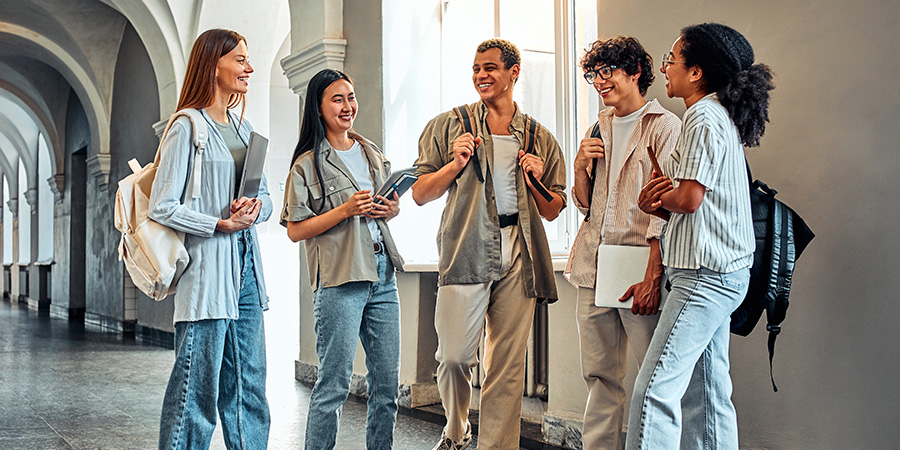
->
[308,175,356,213]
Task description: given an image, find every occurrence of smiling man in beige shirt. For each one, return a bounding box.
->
[564,36,681,450]
[413,39,566,450]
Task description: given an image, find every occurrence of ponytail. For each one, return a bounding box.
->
[681,23,775,147]
[717,63,774,147]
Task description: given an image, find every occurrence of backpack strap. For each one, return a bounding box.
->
[452,105,484,182]
[583,122,602,221]
[522,115,555,203]
[179,109,208,203]
[153,109,209,208]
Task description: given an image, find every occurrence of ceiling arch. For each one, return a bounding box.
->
[0,21,111,185]
[0,74,62,179]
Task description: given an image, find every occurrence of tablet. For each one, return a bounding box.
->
[374,167,418,204]
[237,132,268,199]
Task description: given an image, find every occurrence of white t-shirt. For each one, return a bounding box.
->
[609,102,648,192]
[334,141,383,243]
[491,134,520,216]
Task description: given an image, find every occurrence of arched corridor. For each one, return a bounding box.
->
[2,1,900,449]
[0,300,456,449]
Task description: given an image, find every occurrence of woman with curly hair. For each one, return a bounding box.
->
[628,23,774,449]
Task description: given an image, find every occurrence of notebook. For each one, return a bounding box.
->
[374,167,418,204]
[237,131,268,199]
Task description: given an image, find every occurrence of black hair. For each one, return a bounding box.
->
[476,39,521,70]
[291,69,353,210]
[581,36,655,96]
[680,23,775,147]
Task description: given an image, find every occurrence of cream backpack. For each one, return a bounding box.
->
[114,109,208,301]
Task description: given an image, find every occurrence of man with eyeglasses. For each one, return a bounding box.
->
[563,36,681,450]
[412,38,566,450]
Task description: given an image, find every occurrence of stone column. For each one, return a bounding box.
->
[7,198,18,302]
[283,0,347,390]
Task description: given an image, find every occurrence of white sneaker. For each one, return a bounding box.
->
[432,423,473,450]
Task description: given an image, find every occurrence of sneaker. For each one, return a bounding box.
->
[432,423,473,450]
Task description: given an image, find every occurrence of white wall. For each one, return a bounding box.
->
[17,159,29,264]
[2,180,10,263]
[37,135,52,261]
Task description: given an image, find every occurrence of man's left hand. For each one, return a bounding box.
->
[619,278,661,316]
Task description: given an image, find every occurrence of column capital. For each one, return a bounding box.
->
[87,153,111,190]
[153,118,168,140]
[6,198,17,219]
[48,174,64,203]
[281,38,348,97]
[23,188,37,209]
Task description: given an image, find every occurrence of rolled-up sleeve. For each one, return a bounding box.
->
[280,160,316,226]
[255,173,273,224]
[674,122,721,189]
[148,119,220,237]
[646,116,681,241]
[539,129,568,209]
[414,116,448,176]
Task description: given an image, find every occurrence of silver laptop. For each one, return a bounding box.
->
[237,131,268,199]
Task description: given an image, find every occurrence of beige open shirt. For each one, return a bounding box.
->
[281,132,404,290]
[564,99,682,288]
[415,101,567,302]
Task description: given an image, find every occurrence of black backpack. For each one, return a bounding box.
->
[731,164,815,391]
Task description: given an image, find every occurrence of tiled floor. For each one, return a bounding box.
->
[0,299,468,450]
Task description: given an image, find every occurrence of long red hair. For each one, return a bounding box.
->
[177,29,247,115]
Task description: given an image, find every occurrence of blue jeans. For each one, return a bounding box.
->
[159,232,269,450]
[625,267,749,450]
[305,252,400,450]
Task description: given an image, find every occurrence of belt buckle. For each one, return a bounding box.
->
[374,242,383,254]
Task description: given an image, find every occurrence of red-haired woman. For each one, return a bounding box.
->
[150,29,273,449]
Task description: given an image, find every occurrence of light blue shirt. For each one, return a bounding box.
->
[661,94,753,272]
[149,109,273,323]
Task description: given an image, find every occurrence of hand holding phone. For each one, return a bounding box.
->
[646,145,665,178]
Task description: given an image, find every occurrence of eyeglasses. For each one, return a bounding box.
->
[660,54,685,68]
[583,65,620,84]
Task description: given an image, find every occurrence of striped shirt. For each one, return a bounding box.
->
[565,99,681,288]
[661,93,753,272]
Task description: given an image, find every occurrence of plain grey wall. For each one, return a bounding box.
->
[108,23,172,332]
[344,0,385,147]
[52,89,91,313]
[592,1,900,448]
[85,22,159,323]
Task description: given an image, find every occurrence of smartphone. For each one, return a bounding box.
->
[646,145,665,177]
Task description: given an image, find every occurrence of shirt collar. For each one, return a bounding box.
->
[598,97,666,121]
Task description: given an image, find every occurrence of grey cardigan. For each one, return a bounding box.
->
[149,109,272,323]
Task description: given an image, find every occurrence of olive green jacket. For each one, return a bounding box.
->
[415,101,567,301]
[282,132,403,290]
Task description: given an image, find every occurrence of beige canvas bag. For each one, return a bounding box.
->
[114,109,207,301]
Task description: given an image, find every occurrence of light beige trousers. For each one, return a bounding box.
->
[434,225,536,450]
[576,287,659,450]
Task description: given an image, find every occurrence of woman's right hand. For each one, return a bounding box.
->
[216,198,261,233]
[639,174,673,216]
[340,190,375,217]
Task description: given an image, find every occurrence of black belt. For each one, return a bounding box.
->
[374,242,384,254]
[499,213,519,228]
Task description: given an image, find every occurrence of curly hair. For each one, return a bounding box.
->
[680,23,775,147]
[580,36,654,96]
[476,38,521,70]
